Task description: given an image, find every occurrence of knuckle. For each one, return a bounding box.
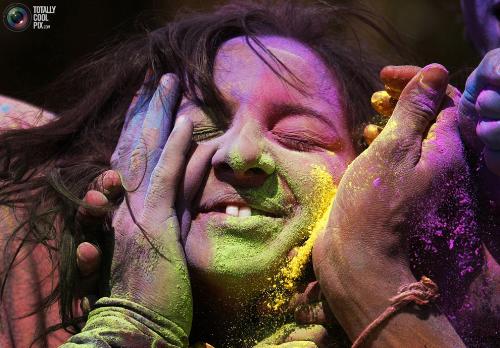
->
[129,146,146,172]
[397,97,436,122]
[391,141,418,166]
[478,51,500,80]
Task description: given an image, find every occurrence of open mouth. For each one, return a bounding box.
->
[195,181,295,221]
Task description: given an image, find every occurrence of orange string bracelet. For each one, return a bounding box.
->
[351,276,439,348]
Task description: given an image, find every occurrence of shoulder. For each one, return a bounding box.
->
[0,95,55,131]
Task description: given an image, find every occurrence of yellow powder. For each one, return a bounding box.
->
[266,165,337,311]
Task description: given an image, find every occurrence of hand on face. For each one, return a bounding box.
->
[313,64,467,343]
[73,74,206,335]
[110,73,196,333]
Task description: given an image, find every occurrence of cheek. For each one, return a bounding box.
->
[322,151,354,185]
[184,219,214,270]
[273,147,353,201]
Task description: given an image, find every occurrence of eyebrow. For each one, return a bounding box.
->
[270,103,338,131]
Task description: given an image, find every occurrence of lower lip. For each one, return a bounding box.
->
[196,212,285,241]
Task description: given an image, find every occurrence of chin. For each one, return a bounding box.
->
[185,248,289,307]
[184,207,305,307]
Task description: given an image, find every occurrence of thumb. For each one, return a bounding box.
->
[380,65,421,98]
[374,64,448,162]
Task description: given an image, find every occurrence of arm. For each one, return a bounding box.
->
[313,64,467,347]
[62,298,187,347]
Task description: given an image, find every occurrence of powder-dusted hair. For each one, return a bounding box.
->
[0,0,405,338]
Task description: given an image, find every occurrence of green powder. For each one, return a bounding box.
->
[229,149,275,175]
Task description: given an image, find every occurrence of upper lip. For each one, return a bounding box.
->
[197,191,291,218]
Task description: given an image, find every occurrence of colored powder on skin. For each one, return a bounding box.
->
[208,151,289,277]
[265,164,336,311]
[229,149,275,175]
[228,150,246,171]
[207,173,288,277]
[209,215,284,274]
[0,104,11,113]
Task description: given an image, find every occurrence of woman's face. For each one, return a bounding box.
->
[178,36,356,302]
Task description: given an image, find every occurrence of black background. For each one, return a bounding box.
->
[0,0,480,108]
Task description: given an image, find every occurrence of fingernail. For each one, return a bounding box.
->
[76,243,89,263]
[103,170,122,190]
[77,242,98,264]
[84,190,108,207]
[81,297,91,314]
[419,64,448,91]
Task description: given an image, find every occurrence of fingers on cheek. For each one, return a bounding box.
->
[147,164,180,204]
[182,145,217,202]
[158,74,180,107]
[142,124,193,217]
[125,146,147,182]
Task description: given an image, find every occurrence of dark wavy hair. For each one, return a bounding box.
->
[0,0,406,343]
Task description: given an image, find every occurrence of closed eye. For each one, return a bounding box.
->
[192,126,224,142]
[272,130,332,152]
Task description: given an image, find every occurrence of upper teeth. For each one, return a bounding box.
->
[226,205,251,217]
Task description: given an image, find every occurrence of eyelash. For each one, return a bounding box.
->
[192,128,224,142]
[272,133,317,152]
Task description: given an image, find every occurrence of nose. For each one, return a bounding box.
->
[212,122,275,187]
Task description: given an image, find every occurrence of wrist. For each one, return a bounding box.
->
[316,251,415,329]
[315,256,464,347]
[80,297,189,347]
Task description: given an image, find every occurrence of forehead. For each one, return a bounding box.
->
[213,36,341,110]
